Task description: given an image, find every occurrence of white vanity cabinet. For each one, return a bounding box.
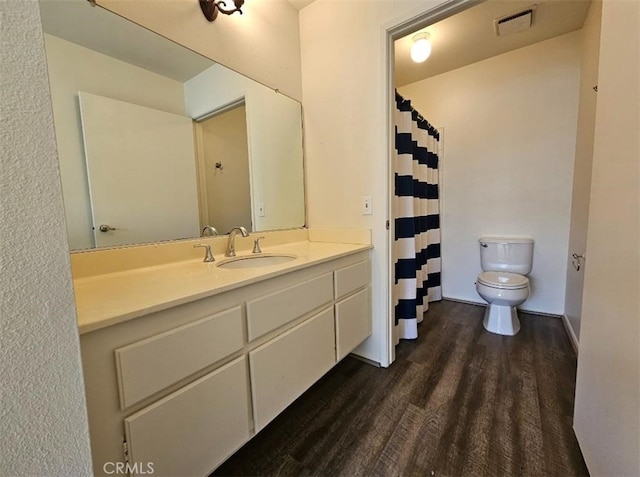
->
[79,250,370,477]
[124,357,251,477]
[115,306,244,409]
[334,260,372,361]
[250,306,335,431]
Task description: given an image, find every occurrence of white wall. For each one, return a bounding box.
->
[573,0,640,474]
[185,65,305,232]
[44,34,186,250]
[300,0,457,365]
[0,2,93,475]
[98,0,303,101]
[563,0,602,345]
[399,32,581,315]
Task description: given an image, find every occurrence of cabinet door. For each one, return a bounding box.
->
[124,357,250,477]
[250,307,335,431]
[335,287,371,361]
[246,273,333,341]
[116,306,243,409]
[334,260,369,299]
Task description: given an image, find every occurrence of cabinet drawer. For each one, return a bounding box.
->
[115,306,243,409]
[249,307,335,431]
[335,287,371,361]
[124,357,250,477]
[334,260,369,299]
[246,273,333,341]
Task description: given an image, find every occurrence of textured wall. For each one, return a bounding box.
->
[399,32,581,315]
[0,2,93,475]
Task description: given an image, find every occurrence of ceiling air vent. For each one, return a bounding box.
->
[494,5,536,36]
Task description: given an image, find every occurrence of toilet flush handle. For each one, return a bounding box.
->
[480,243,488,248]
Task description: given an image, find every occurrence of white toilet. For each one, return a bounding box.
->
[475,236,534,336]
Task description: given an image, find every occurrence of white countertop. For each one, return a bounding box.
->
[74,241,371,334]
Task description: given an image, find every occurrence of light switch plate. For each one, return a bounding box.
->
[362,196,372,215]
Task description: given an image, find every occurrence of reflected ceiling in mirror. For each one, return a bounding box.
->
[39,0,306,251]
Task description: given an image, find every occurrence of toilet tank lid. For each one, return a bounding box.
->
[479,236,534,244]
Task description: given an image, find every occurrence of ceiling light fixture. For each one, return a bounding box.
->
[200,0,244,22]
[410,32,432,63]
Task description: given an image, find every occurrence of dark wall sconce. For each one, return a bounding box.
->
[200,0,244,22]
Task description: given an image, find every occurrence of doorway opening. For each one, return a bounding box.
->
[385,0,478,364]
[385,0,592,363]
[194,100,252,235]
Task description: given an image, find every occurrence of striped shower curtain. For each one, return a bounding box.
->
[393,91,442,342]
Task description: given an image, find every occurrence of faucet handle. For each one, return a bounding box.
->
[252,236,265,254]
[193,244,214,262]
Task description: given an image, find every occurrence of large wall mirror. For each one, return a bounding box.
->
[39,0,306,251]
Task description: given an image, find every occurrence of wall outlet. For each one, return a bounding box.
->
[362,196,372,215]
[258,203,265,217]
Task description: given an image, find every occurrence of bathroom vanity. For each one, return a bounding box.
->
[75,232,372,476]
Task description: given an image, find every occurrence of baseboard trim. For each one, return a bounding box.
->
[348,353,381,368]
[441,296,485,307]
[442,297,563,318]
[518,308,562,318]
[561,314,579,355]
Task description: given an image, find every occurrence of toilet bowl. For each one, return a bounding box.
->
[476,271,529,335]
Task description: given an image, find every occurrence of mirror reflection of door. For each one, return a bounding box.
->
[195,103,252,234]
[79,92,200,248]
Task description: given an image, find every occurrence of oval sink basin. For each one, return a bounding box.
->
[216,253,297,269]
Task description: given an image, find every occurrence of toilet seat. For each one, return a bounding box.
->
[477,271,529,290]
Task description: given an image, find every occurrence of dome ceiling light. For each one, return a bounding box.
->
[410,32,432,63]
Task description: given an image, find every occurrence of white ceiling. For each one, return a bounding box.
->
[287,0,316,10]
[395,0,591,87]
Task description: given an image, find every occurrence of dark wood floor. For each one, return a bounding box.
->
[213,300,588,477]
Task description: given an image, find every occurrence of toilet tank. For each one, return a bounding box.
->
[479,236,534,275]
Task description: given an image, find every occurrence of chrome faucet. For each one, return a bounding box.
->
[225,226,249,257]
[201,226,218,237]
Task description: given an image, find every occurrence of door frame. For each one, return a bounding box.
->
[383,0,481,364]
[193,97,249,232]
